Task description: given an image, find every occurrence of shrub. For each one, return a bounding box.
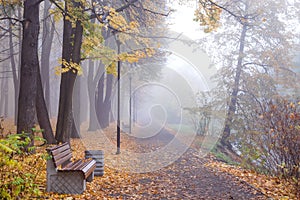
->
[0,132,46,199]
[240,98,300,180]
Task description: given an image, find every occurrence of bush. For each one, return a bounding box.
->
[239,98,300,180]
[0,132,46,199]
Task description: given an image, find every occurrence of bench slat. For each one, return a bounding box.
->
[51,147,72,156]
[50,143,70,155]
[52,150,72,167]
[63,159,83,170]
[63,160,93,171]
[52,148,72,160]
[73,161,87,170]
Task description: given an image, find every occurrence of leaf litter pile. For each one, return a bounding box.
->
[2,120,299,199]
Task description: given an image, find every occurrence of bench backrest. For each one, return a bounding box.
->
[47,142,72,168]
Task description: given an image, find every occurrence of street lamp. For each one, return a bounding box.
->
[116,36,121,155]
[129,71,132,134]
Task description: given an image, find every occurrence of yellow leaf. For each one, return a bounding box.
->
[106,62,117,76]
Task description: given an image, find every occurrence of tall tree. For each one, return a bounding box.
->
[8,15,19,122]
[55,0,83,143]
[41,0,55,115]
[95,67,114,129]
[195,0,299,149]
[87,59,100,131]
[17,0,41,145]
[36,58,56,143]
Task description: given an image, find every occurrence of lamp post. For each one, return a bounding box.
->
[116,36,121,155]
[129,72,132,134]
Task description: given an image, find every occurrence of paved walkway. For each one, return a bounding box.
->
[106,128,267,199]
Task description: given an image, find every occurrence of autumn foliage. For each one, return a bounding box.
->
[240,97,300,181]
[194,0,222,33]
[0,131,46,199]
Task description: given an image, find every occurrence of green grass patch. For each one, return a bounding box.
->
[211,146,239,166]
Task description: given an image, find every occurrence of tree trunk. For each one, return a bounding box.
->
[221,24,247,148]
[0,80,3,116]
[0,56,9,117]
[71,117,80,138]
[3,76,8,117]
[72,76,81,138]
[8,16,19,124]
[86,16,101,131]
[55,71,77,143]
[87,60,100,131]
[103,73,113,128]
[41,0,55,116]
[36,64,56,144]
[95,67,114,130]
[96,72,105,128]
[55,1,83,143]
[17,0,41,149]
[99,105,110,128]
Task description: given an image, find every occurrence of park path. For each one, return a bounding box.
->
[101,128,267,199]
[130,148,266,199]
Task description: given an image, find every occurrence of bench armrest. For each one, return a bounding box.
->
[82,160,96,179]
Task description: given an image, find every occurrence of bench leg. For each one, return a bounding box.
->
[86,171,94,182]
[48,172,86,194]
[46,159,57,192]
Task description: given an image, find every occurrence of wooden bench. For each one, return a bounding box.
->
[46,142,96,194]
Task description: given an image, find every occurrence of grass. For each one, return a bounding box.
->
[210,145,239,166]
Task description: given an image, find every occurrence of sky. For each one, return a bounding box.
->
[167,1,205,40]
[163,1,217,89]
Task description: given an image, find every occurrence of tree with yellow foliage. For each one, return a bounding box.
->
[51,0,168,142]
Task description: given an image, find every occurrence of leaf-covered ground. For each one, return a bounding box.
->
[2,119,299,199]
[37,140,266,200]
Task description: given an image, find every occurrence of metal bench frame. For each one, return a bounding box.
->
[46,142,96,194]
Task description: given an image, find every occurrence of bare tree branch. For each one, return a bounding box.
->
[116,0,139,12]
[201,0,255,25]
[0,17,22,23]
[131,3,172,17]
